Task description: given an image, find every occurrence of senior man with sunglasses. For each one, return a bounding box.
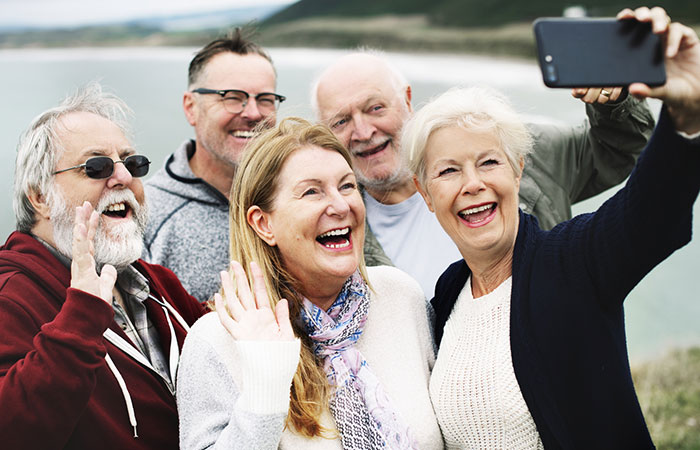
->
[143,28,286,302]
[0,83,206,449]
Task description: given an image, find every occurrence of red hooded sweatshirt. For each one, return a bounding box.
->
[0,232,206,449]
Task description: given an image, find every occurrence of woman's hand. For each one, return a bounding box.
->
[215,260,295,341]
[621,6,700,134]
[70,201,117,304]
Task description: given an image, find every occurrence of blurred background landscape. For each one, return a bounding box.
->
[1,1,699,448]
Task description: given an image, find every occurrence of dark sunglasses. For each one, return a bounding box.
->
[53,155,151,179]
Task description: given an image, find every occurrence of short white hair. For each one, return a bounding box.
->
[13,82,133,232]
[402,86,533,185]
[310,48,409,120]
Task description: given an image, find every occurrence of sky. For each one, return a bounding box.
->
[1,0,296,28]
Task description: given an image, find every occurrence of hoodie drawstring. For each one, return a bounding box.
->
[103,293,191,439]
[105,353,138,438]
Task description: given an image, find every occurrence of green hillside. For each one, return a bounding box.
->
[265,0,700,27]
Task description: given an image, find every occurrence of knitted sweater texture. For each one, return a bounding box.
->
[431,109,700,449]
[177,265,442,450]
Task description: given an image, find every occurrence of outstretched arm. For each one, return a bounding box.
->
[523,86,654,229]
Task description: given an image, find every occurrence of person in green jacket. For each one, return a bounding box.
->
[312,51,655,298]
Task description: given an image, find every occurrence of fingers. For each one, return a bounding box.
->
[230,261,255,311]
[219,269,245,320]
[249,261,270,310]
[573,87,621,104]
[275,298,296,341]
[214,292,241,338]
[98,264,117,304]
[71,202,97,280]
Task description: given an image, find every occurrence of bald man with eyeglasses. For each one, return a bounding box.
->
[143,29,286,303]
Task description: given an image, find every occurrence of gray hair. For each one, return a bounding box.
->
[310,48,410,120]
[13,82,133,232]
[402,86,533,185]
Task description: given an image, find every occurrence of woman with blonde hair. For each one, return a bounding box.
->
[176,117,442,449]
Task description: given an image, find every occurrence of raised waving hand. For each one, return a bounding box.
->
[70,201,117,303]
[215,260,295,341]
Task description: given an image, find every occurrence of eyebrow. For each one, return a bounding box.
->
[327,94,385,122]
[76,146,137,159]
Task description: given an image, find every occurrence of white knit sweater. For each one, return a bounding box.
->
[429,276,544,449]
[177,265,443,450]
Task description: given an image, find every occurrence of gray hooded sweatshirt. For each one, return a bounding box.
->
[143,140,229,303]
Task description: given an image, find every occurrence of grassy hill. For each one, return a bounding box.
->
[264,0,700,27]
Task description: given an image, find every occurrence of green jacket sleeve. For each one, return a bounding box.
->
[520,94,655,230]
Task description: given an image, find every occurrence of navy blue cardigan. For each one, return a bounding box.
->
[431,110,700,450]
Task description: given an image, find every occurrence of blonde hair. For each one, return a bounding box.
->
[402,86,533,185]
[228,117,368,437]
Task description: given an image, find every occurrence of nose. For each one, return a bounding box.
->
[326,189,351,217]
[461,166,486,196]
[350,114,375,143]
[106,158,134,188]
[240,97,264,122]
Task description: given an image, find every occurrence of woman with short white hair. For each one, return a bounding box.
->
[402,7,700,449]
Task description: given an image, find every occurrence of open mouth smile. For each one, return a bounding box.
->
[354,140,389,158]
[458,203,497,226]
[316,226,352,250]
[231,130,257,139]
[102,202,131,219]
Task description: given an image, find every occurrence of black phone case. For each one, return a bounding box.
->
[534,18,666,88]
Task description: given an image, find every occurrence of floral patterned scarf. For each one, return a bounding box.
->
[299,270,418,450]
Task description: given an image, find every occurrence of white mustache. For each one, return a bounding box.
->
[96,189,140,215]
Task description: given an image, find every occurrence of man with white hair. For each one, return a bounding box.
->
[0,84,205,449]
[313,51,655,298]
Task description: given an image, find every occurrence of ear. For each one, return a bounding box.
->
[247,205,276,246]
[27,188,51,220]
[413,175,435,212]
[515,157,525,189]
[404,85,413,113]
[183,92,197,126]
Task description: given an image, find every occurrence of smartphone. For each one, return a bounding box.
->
[533,18,666,88]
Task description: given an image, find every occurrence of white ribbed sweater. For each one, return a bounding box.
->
[177,266,443,450]
[429,276,544,449]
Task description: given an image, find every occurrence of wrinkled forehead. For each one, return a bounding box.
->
[316,66,404,121]
[55,112,133,161]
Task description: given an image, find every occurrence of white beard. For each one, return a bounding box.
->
[46,186,148,271]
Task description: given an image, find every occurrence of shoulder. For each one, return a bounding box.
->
[366,265,424,300]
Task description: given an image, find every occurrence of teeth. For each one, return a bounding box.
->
[106,203,126,212]
[325,241,350,249]
[232,130,256,138]
[460,204,492,216]
[318,227,349,239]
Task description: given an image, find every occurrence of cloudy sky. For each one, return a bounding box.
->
[1,0,296,28]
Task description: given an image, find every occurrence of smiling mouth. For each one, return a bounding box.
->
[458,203,496,224]
[231,130,256,139]
[102,202,131,219]
[316,226,352,249]
[354,140,389,158]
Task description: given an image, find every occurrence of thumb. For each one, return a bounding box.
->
[628,82,666,101]
[98,264,118,304]
[275,298,295,341]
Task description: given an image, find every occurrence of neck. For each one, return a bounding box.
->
[189,142,235,197]
[302,279,345,311]
[463,236,517,298]
[364,176,417,205]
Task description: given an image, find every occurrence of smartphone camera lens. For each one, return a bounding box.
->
[545,64,558,83]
